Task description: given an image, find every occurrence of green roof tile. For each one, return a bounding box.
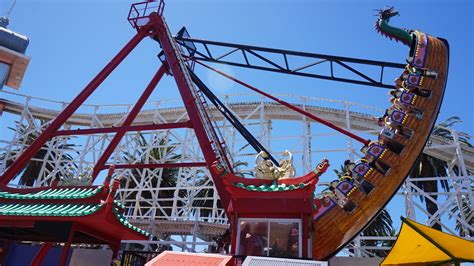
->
[0,203,102,217]
[112,206,150,237]
[114,200,126,210]
[0,187,103,200]
[0,201,149,238]
[233,181,309,192]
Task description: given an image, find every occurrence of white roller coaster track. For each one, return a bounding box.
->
[0,90,472,257]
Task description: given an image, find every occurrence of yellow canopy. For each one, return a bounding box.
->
[381,218,474,265]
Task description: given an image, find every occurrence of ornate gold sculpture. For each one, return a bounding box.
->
[255,150,295,180]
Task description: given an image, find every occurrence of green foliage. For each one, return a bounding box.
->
[0,120,77,186]
[448,186,473,237]
[120,133,182,218]
[359,209,395,257]
[432,117,472,147]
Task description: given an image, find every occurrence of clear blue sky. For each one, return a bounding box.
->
[1,0,472,133]
[0,0,472,233]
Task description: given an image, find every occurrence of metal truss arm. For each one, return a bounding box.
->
[175,34,405,89]
[188,68,280,166]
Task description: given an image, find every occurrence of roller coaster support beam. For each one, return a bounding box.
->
[52,121,192,136]
[0,27,150,185]
[196,60,371,146]
[176,35,406,89]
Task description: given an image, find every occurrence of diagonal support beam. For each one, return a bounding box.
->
[188,68,279,166]
[149,13,231,207]
[31,242,52,266]
[195,60,371,146]
[92,65,167,180]
[0,28,150,185]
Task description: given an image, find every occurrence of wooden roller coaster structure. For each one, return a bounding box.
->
[0,1,449,263]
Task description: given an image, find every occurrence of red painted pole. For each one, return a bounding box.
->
[31,242,52,266]
[0,240,9,264]
[53,121,192,136]
[103,162,207,170]
[110,243,120,262]
[230,214,238,255]
[59,227,75,266]
[91,65,167,181]
[0,29,149,185]
[194,60,371,146]
[149,13,231,207]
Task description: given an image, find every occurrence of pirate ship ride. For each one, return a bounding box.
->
[0,1,448,263]
[311,7,449,258]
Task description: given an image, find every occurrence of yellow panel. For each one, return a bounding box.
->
[407,219,474,261]
[382,222,449,265]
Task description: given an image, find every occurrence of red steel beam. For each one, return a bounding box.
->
[53,121,192,136]
[0,220,35,228]
[91,65,167,180]
[31,242,52,266]
[59,226,75,266]
[195,60,371,146]
[149,13,231,207]
[103,162,207,170]
[0,28,151,185]
[0,240,9,265]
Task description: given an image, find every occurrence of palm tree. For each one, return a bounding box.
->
[409,116,472,231]
[448,184,473,237]
[0,120,77,186]
[119,133,205,253]
[409,155,448,230]
[120,133,182,218]
[358,210,395,257]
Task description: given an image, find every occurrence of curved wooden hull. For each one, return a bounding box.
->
[312,34,449,260]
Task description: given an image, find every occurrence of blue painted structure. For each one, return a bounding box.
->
[3,243,71,266]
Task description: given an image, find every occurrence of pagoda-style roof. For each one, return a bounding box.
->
[0,171,149,244]
[210,159,329,216]
[213,159,328,189]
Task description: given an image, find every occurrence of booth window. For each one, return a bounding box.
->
[237,218,301,258]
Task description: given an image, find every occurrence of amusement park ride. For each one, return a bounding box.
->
[0,0,452,265]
